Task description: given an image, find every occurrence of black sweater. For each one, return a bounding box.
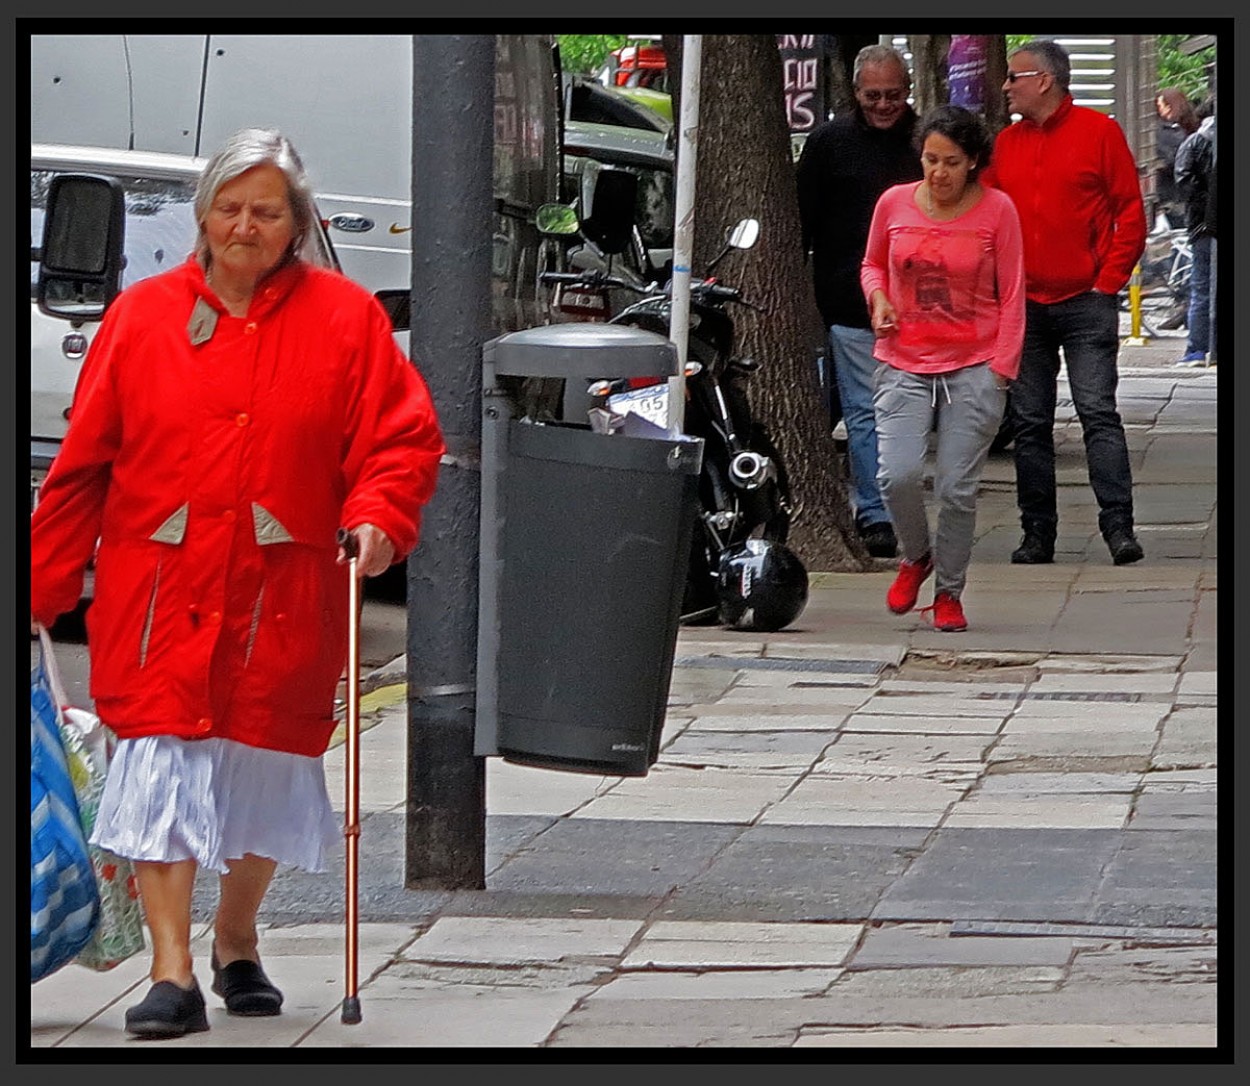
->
[797,107,922,329]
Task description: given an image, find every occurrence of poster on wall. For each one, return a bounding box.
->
[948,35,989,113]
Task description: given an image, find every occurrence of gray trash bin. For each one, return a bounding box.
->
[476,324,702,776]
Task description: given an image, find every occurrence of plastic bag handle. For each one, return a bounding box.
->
[37,625,70,715]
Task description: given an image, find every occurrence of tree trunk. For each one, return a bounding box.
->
[982,36,1010,136]
[665,34,868,571]
[908,35,951,117]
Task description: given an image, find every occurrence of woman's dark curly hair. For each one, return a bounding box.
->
[914,105,993,179]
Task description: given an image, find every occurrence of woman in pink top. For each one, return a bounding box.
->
[861,105,1025,631]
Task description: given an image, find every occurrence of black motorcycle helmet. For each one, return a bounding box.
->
[716,539,809,631]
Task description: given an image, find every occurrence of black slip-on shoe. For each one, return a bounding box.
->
[210,947,284,1016]
[858,520,898,559]
[124,979,210,1039]
[1010,534,1055,564]
[1107,529,1144,566]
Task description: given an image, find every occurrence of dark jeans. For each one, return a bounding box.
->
[1012,291,1135,540]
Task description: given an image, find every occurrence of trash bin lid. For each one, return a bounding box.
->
[484,322,677,379]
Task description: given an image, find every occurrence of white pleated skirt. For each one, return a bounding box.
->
[90,734,342,874]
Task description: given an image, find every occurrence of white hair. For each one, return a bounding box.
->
[194,127,319,268]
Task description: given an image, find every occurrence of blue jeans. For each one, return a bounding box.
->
[1186,235,1212,357]
[1013,292,1135,540]
[1208,238,1217,361]
[828,324,888,527]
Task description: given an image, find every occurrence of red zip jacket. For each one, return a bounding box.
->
[30,258,445,756]
[980,96,1146,305]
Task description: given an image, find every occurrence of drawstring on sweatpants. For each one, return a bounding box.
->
[930,374,952,408]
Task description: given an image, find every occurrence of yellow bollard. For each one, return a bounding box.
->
[1122,263,1148,346]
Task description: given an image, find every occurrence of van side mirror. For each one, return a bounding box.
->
[37,174,126,322]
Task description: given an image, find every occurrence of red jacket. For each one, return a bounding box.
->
[981,96,1146,305]
[30,258,445,756]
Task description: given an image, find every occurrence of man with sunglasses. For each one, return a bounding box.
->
[981,39,1147,566]
[798,44,923,560]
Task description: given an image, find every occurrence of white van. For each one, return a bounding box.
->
[30,34,561,324]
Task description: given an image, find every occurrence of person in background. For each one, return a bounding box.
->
[1173,96,1216,367]
[861,105,1024,632]
[1204,111,1217,366]
[30,128,445,1039]
[1153,87,1199,228]
[980,39,1147,567]
[797,43,924,560]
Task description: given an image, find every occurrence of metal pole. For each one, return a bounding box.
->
[667,34,701,436]
[405,34,491,889]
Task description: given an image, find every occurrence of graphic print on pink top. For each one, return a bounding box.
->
[894,226,986,349]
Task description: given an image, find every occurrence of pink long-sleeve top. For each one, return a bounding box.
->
[860,181,1025,381]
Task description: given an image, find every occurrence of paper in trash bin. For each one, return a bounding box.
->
[608,384,670,429]
[614,409,673,440]
[607,383,691,440]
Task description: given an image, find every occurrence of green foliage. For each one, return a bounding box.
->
[556,35,629,77]
[1155,34,1215,104]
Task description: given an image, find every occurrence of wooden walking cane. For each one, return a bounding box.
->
[337,528,363,1025]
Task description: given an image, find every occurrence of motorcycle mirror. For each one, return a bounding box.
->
[536,203,581,236]
[581,166,638,257]
[706,216,761,276]
[726,218,760,251]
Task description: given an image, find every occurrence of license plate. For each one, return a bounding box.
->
[607,383,670,430]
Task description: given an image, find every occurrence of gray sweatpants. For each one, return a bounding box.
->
[872,362,1006,600]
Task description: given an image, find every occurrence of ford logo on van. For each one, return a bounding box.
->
[61,331,89,359]
[329,213,375,234]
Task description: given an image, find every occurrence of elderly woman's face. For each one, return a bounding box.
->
[203,163,296,281]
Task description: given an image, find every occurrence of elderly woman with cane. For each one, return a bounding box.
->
[30,128,444,1038]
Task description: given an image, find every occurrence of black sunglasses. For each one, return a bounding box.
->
[1006,69,1045,84]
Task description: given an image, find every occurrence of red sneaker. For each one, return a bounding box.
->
[928,591,968,632]
[886,555,934,614]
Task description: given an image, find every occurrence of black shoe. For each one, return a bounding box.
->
[124,980,210,1038]
[1107,529,1144,566]
[858,520,898,558]
[210,947,284,1016]
[1011,534,1054,564]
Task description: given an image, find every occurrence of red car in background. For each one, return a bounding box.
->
[597,38,669,92]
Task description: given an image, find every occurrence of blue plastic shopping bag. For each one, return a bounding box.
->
[31,632,100,982]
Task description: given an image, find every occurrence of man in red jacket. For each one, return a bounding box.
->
[981,39,1147,566]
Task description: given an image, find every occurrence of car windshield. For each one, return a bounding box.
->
[31,169,198,296]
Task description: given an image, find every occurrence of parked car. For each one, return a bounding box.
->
[595,38,669,93]
[564,74,671,136]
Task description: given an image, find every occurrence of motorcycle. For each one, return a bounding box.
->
[539,211,808,632]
